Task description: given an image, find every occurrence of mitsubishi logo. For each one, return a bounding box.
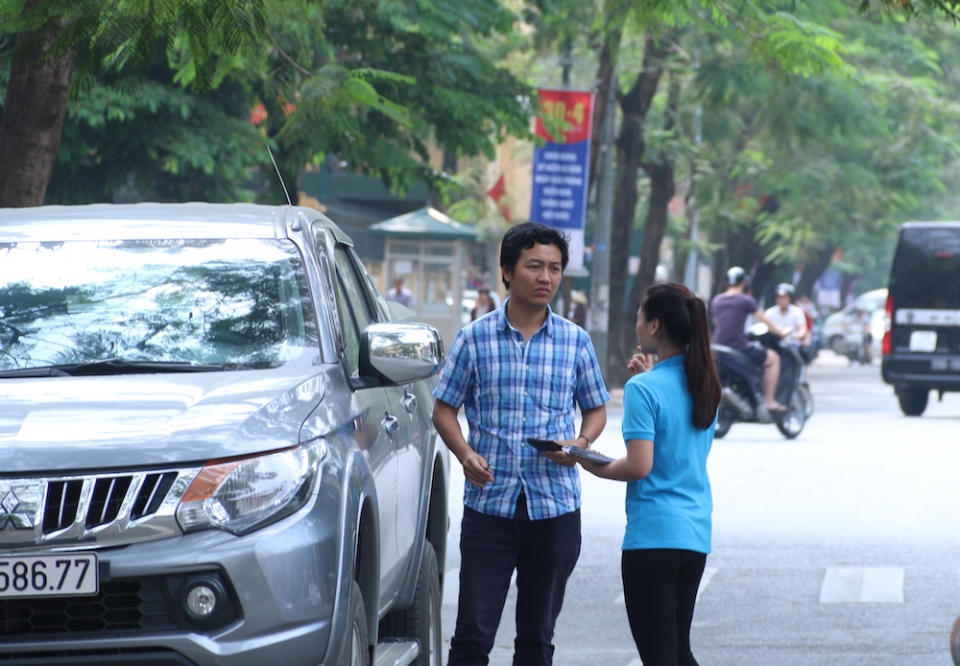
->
[0,488,35,530]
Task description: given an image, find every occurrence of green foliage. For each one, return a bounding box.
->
[860,0,960,21]
[0,0,267,90]
[267,0,533,193]
[690,4,960,287]
[0,0,536,205]
[47,65,267,203]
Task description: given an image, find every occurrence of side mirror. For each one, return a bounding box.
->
[359,322,445,386]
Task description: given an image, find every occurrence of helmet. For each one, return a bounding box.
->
[726,266,747,286]
[775,283,795,297]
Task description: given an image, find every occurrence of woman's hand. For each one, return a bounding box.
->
[627,346,655,375]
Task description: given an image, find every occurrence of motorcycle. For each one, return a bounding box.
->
[839,323,873,365]
[712,323,813,440]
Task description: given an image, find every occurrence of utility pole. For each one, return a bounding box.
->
[559,35,575,319]
[683,106,702,294]
[561,36,572,86]
[589,77,616,382]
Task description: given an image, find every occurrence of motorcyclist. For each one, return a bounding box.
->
[710,267,790,412]
[764,283,810,346]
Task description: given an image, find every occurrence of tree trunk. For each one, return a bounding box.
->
[587,0,636,187]
[795,245,836,298]
[0,24,77,207]
[588,25,622,186]
[709,194,780,300]
[672,182,695,285]
[625,73,681,352]
[606,36,672,384]
[624,159,674,332]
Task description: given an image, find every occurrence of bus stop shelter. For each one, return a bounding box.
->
[368,207,477,348]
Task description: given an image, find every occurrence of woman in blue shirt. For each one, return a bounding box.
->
[577,283,721,666]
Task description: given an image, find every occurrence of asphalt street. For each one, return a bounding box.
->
[439,352,960,665]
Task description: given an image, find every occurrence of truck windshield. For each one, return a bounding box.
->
[890,226,960,309]
[0,239,319,371]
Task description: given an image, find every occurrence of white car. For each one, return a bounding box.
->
[820,288,888,356]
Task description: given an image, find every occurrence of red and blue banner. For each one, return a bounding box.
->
[529,89,594,270]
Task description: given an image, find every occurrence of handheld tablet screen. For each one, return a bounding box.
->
[527,437,562,452]
[562,446,615,465]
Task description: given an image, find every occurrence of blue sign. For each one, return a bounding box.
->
[529,89,594,270]
[530,140,590,230]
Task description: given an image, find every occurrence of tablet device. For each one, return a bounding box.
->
[527,437,562,452]
[562,446,615,465]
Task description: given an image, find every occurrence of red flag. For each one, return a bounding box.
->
[487,174,510,220]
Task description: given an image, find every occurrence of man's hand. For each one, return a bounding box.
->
[543,437,582,468]
[460,451,495,487]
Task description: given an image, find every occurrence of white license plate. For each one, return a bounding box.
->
[0,553,98,598]
[909,330,938,352]
[931,358,960,371]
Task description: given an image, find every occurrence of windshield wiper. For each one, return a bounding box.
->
[0,366,72,378]
[0,359,226,378]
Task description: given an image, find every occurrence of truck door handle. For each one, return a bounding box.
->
[401,392,417,413]
[381,413,400,435]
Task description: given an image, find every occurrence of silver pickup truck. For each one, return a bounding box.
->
[0,203,449,666]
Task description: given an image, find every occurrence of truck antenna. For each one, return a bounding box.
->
[266,145,292,206]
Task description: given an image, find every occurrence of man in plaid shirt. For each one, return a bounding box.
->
[433,223,610,666]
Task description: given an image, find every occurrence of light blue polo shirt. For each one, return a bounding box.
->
[621,355,716,553]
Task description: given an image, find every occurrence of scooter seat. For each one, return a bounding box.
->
[712,344,754,366]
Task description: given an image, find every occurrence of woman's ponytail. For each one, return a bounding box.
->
[641,283,722,429]
[684,294,722,429]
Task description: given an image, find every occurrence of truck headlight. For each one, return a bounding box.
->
[176,440,327,535]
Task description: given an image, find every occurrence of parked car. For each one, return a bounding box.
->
[0,203,449,666]
[819,288,887,357]
[881,221,960,416]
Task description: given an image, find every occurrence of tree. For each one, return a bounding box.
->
[1,0,536,208]
[47,67,266,204]
[562,0,960,383]
[693,4,960,303]
[0,0,268,207]
[263,0,535,203]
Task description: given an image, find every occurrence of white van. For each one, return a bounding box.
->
[820,288,887,356]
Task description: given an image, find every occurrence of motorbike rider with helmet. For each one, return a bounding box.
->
[764,283,810,346]
[710,267,790,412]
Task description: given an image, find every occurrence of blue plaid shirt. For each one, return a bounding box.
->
[433,301,610,519]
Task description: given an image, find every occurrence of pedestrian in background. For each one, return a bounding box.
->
[432,222,610,666]
[576,282,721,666]
[386,276,415,309]
[569,290,589,329]
[764,283,809,346]
[470,284,496,320]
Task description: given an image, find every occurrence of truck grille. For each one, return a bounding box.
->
[0,578,173,635]
[0,469,199,548]
[0,572,238,638]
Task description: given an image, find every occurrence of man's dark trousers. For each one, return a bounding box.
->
[447,492,581,666]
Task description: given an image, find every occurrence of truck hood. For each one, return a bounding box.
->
[0,368,329,474]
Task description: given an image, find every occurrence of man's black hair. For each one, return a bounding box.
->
[499,222,570,290]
